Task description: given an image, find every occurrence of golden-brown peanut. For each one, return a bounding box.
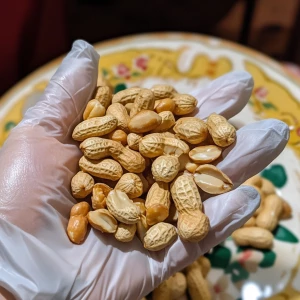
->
[197,256,211,278]
[71,171,94,198]
[115,173,144,198]
[145,182,170,225]
[206,113,236,147]
[112,87,141,105]
[172,94,197,115]
[256,194,283,231]
[243,174,262,188]
[67,215,88,244]
[72,116,118,141]
[106,103,130,132]
[133,199,146,215]
[280,200,292,219]
[139,133,190,158]
[106,190,141,224]
[151,111,175,133]
[169,272,187,299]
[115,223,136,242]
[186,262,211,300]
[128,110,162,133]
[152,280,172,300]
[178,153,192,171]
[189,145,222,164]
[136,214,149,242]
[95,86,112,109]
[125,103,134,114]
[232,227,273,249]
[243,216,256,227]
[127,133,143,151]
[79,156,123,181]
[154,98,176,113]
[261,178,276,195]
[173,117,208,144]
[130,89,155,117]
[151,155,180,182]
[87,209,118,233]
[144,222,177,251]
[151,84,176,100]
[194,164,233,194]
[108,129,128,146]
[83,99,106,120]
[115,147,146,173]
[70,201,90,217]
[91,183,113,210]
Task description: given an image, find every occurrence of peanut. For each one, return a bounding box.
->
[67,215,88,244]
[106,103,130,132]
[96,75,113,93]
[154,98,176,113]
[232,227,273,249]
[172,94,197,115]
[112,87,141,105]
[115,173,144,198]
[127,133,143,150]
[151,155,180,182]
[145,182,170,225]
[194,164,233,194]
[70,201,90,217]
[261,177,276,195]
[143,222,177,251]
[106,190,141,224]
[173,117,208,144]
[108,129,128,146]
[280,200,292,219]
[243,174,262,188]
[197,256,211,278]
[83,99,106,120]
[72,115,118,141]
[206,113,236,147]
[79,156,123,181]
[71,171,94,198]
[152,280,171,300]
[91,183,112,210]
[139,133,189,158]
[95,86,112,109]
[256,194,283,231]
[137,173,150,193]
[136,214,149,242]
[151,111,175,133]
[87,208,118,233]
[243,216,256,227]
[130,89,155,117]
[115,223,136,242]
[189,145,222,164]
[128,110,162,133]
[132,198,146,215]
[125,103,134,114]
[151,84,176,100]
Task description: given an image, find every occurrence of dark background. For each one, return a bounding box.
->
[1,0,300,96]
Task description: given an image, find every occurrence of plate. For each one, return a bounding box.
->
[0,33,300,299]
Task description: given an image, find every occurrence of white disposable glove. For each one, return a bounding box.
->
[0,40,289,300]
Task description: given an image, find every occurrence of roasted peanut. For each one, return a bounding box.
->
[96,75,113,93]
[232,227,273,249]
[87,209,118,233]
[106,190,141,224]
[261,177,276,195]
[172,94,197,115]
[72,115,118,141]
[154,98,176,113]
[144,222,177,251]
[206,113,236,147]
[145,182,170,225]
[173,117,208,144]
[243,216,256,227]
[115,173,144,198]
[132,198,146,215]
[256,194,283,231]
[70,201,90,217]
[91,183,112,209]
[95,86,112,109]
[197,256,211,278]
[115,223,136,242]
[127,133,143,150]
[130,89,155,117]
[128,110,162,133]
[108,129,128,146]
[189,145,222,164]
[71,171,94,198]
[125,103,134,114]
[151,111,175,133]
[151,84,176,100]
[112,87,141,105]
[243,174,262,188]
[106,103,130,132]
[67,215,88,244]
[280,200,292,219]
[136,214,149,242]
[194,164,233,194]
[152,280,172,300]
[83,99,106,120]
[151,155,180,182]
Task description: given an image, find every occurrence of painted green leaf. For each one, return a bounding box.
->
[4,121,16,132]
[261,164,287,188]
[206,245,231,269]
[262,102,276,110]
[131,71,141,77]
[225,261,249,283]
[101,68,108,77]
[273,224,299,243]
[259,249,276,268]
[114,83,127,94]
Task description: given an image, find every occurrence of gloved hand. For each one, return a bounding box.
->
[0,40,289,300]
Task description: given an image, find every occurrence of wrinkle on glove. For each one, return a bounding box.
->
[0,40,289,300]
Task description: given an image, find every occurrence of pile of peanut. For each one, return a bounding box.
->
[232,175,292,249]
[67,81,236,251]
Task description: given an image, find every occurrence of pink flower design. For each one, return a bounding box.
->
[254,86,268,102]
[113,63,131,79]
[133,55,149,71]
[213,276,235,300]
[236,250,263,273]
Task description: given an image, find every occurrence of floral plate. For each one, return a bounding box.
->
[0,33,299,299]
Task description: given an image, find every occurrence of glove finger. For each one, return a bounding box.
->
[190,71,253,120]
[19,40,99,143]
[149,185,259,287]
